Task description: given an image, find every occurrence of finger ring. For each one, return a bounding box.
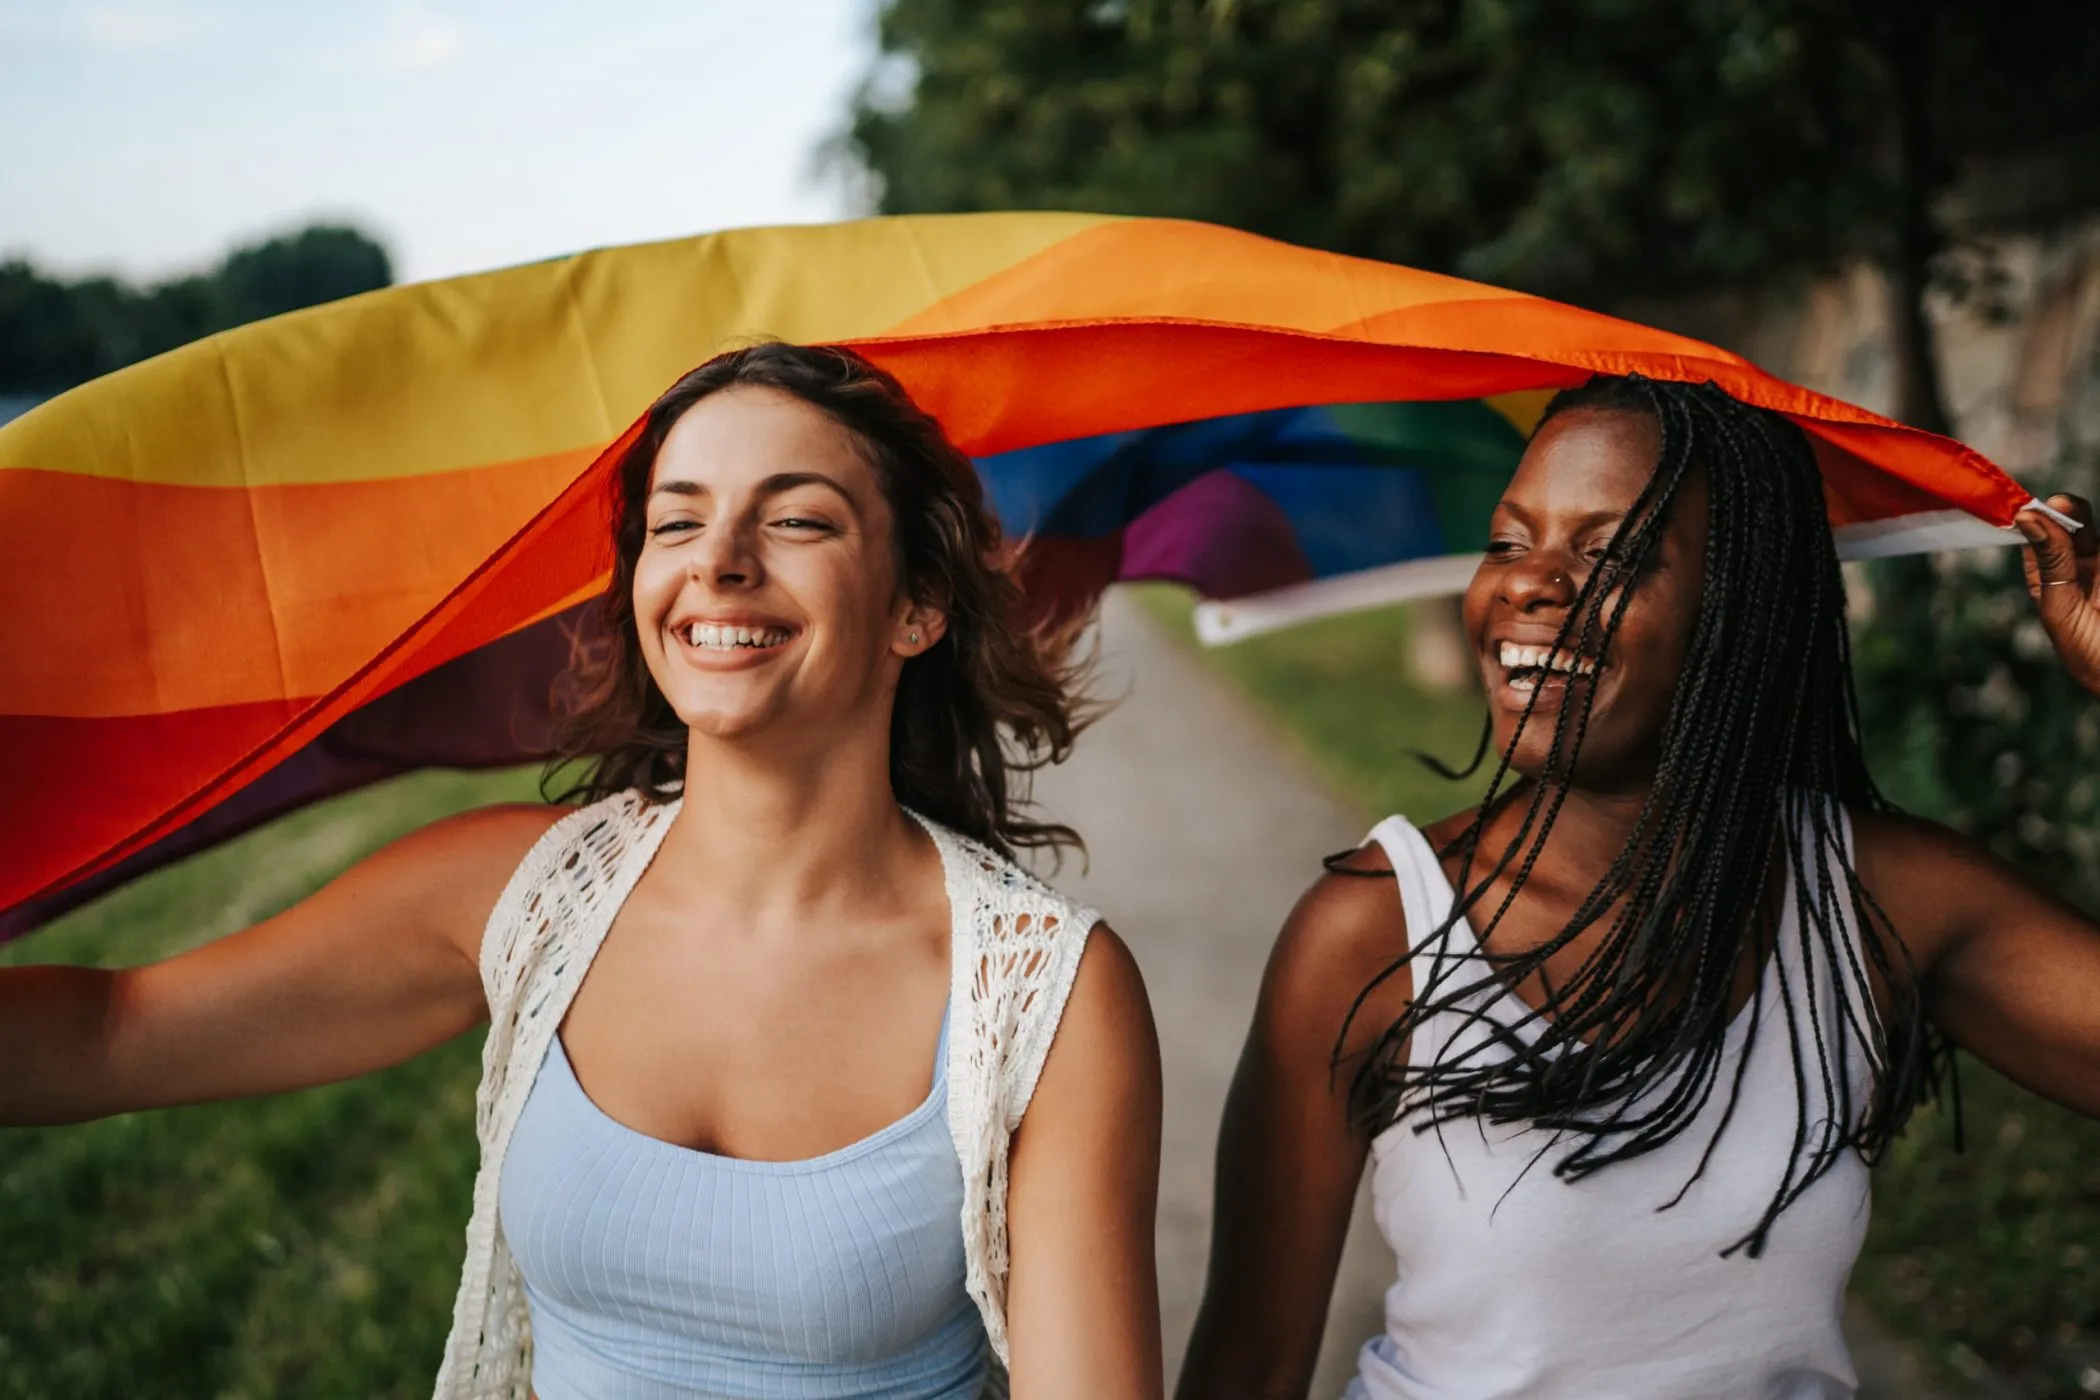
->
[2042,579,2082,588]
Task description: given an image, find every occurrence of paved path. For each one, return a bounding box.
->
[1025,591,1968,1399]
[1028,592,1391,1398]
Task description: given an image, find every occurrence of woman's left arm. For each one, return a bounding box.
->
[1004,923,1165,1400]
[1863,811,2100,1116]
[1869,493,2100,1115]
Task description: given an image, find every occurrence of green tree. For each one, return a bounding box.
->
[0,224,392,397]
[846,0,2100,887]
[212,225,394,328]
[0,262,108,393]
[848,0,2100,430]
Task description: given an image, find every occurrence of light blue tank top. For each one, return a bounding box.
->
[498,1004,988,1400]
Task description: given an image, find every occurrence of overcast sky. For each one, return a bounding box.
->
[0,1,875,284]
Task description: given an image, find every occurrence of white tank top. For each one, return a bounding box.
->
[1348,809,1875,1400]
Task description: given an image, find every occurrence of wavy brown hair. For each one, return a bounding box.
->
[547,342,1094,857]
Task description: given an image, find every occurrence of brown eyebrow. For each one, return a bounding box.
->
[648,472,863,519]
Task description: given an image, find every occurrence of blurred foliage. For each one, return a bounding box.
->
[845,0,2100,935]
[0,225,392,395]
[1850,553,2100,1387]
[0,766,540,1399]
[1858,1060,2100,1396]
[1856,553,2100,912]
[846,0,2100,307]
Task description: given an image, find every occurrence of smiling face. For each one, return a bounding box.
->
[631,385,944,746]
[1463,407,1709,789]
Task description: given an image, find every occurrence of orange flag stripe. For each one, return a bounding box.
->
[0,213,2040,918]
[0,324,2028,722]
[1,448,599,718]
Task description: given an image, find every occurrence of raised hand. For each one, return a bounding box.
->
[2017,492,2100,696]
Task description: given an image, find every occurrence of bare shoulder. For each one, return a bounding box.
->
[1263,847,1411,1052]
[1052,922,1157,1074]
[1285,841,1403,950]
[1022,921,1161,1131]
[1847,804,1981,869]
[375,802,571,889]
[1847,803,2059,968]
[1066,923,1167,1045]
[1278,848,1407,974]
[334,801,573,958]
[1847,805,2005,915]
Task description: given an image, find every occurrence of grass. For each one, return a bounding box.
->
[0,766,543,1400]
[1135,586,2100,1400]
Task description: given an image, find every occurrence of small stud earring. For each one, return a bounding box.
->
[908,632,919,644]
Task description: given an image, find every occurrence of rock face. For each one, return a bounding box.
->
[1625,218,2100,496]
[1401,226,2100,692]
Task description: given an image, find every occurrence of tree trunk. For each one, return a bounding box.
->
[1884,0,1954,438]
[1888,246,1952,438]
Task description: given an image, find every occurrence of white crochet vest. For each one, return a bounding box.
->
[430,790,1098,1399]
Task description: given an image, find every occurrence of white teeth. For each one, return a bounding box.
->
[682,623,790,651]
[1496,641,1597,676]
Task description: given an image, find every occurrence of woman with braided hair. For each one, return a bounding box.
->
[1178,374,2100,1399]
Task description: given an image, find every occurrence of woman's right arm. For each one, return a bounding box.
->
[1176,853,1412,1400]
[0,803,563,1126]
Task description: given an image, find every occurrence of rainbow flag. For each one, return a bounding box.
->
[0,213,2037,937]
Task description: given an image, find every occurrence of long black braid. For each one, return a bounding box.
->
[1340,374,1952,1256]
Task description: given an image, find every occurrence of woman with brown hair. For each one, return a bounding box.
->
[0,343,1164,1400]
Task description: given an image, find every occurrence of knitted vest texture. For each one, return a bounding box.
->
[429,791,1098,1399]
